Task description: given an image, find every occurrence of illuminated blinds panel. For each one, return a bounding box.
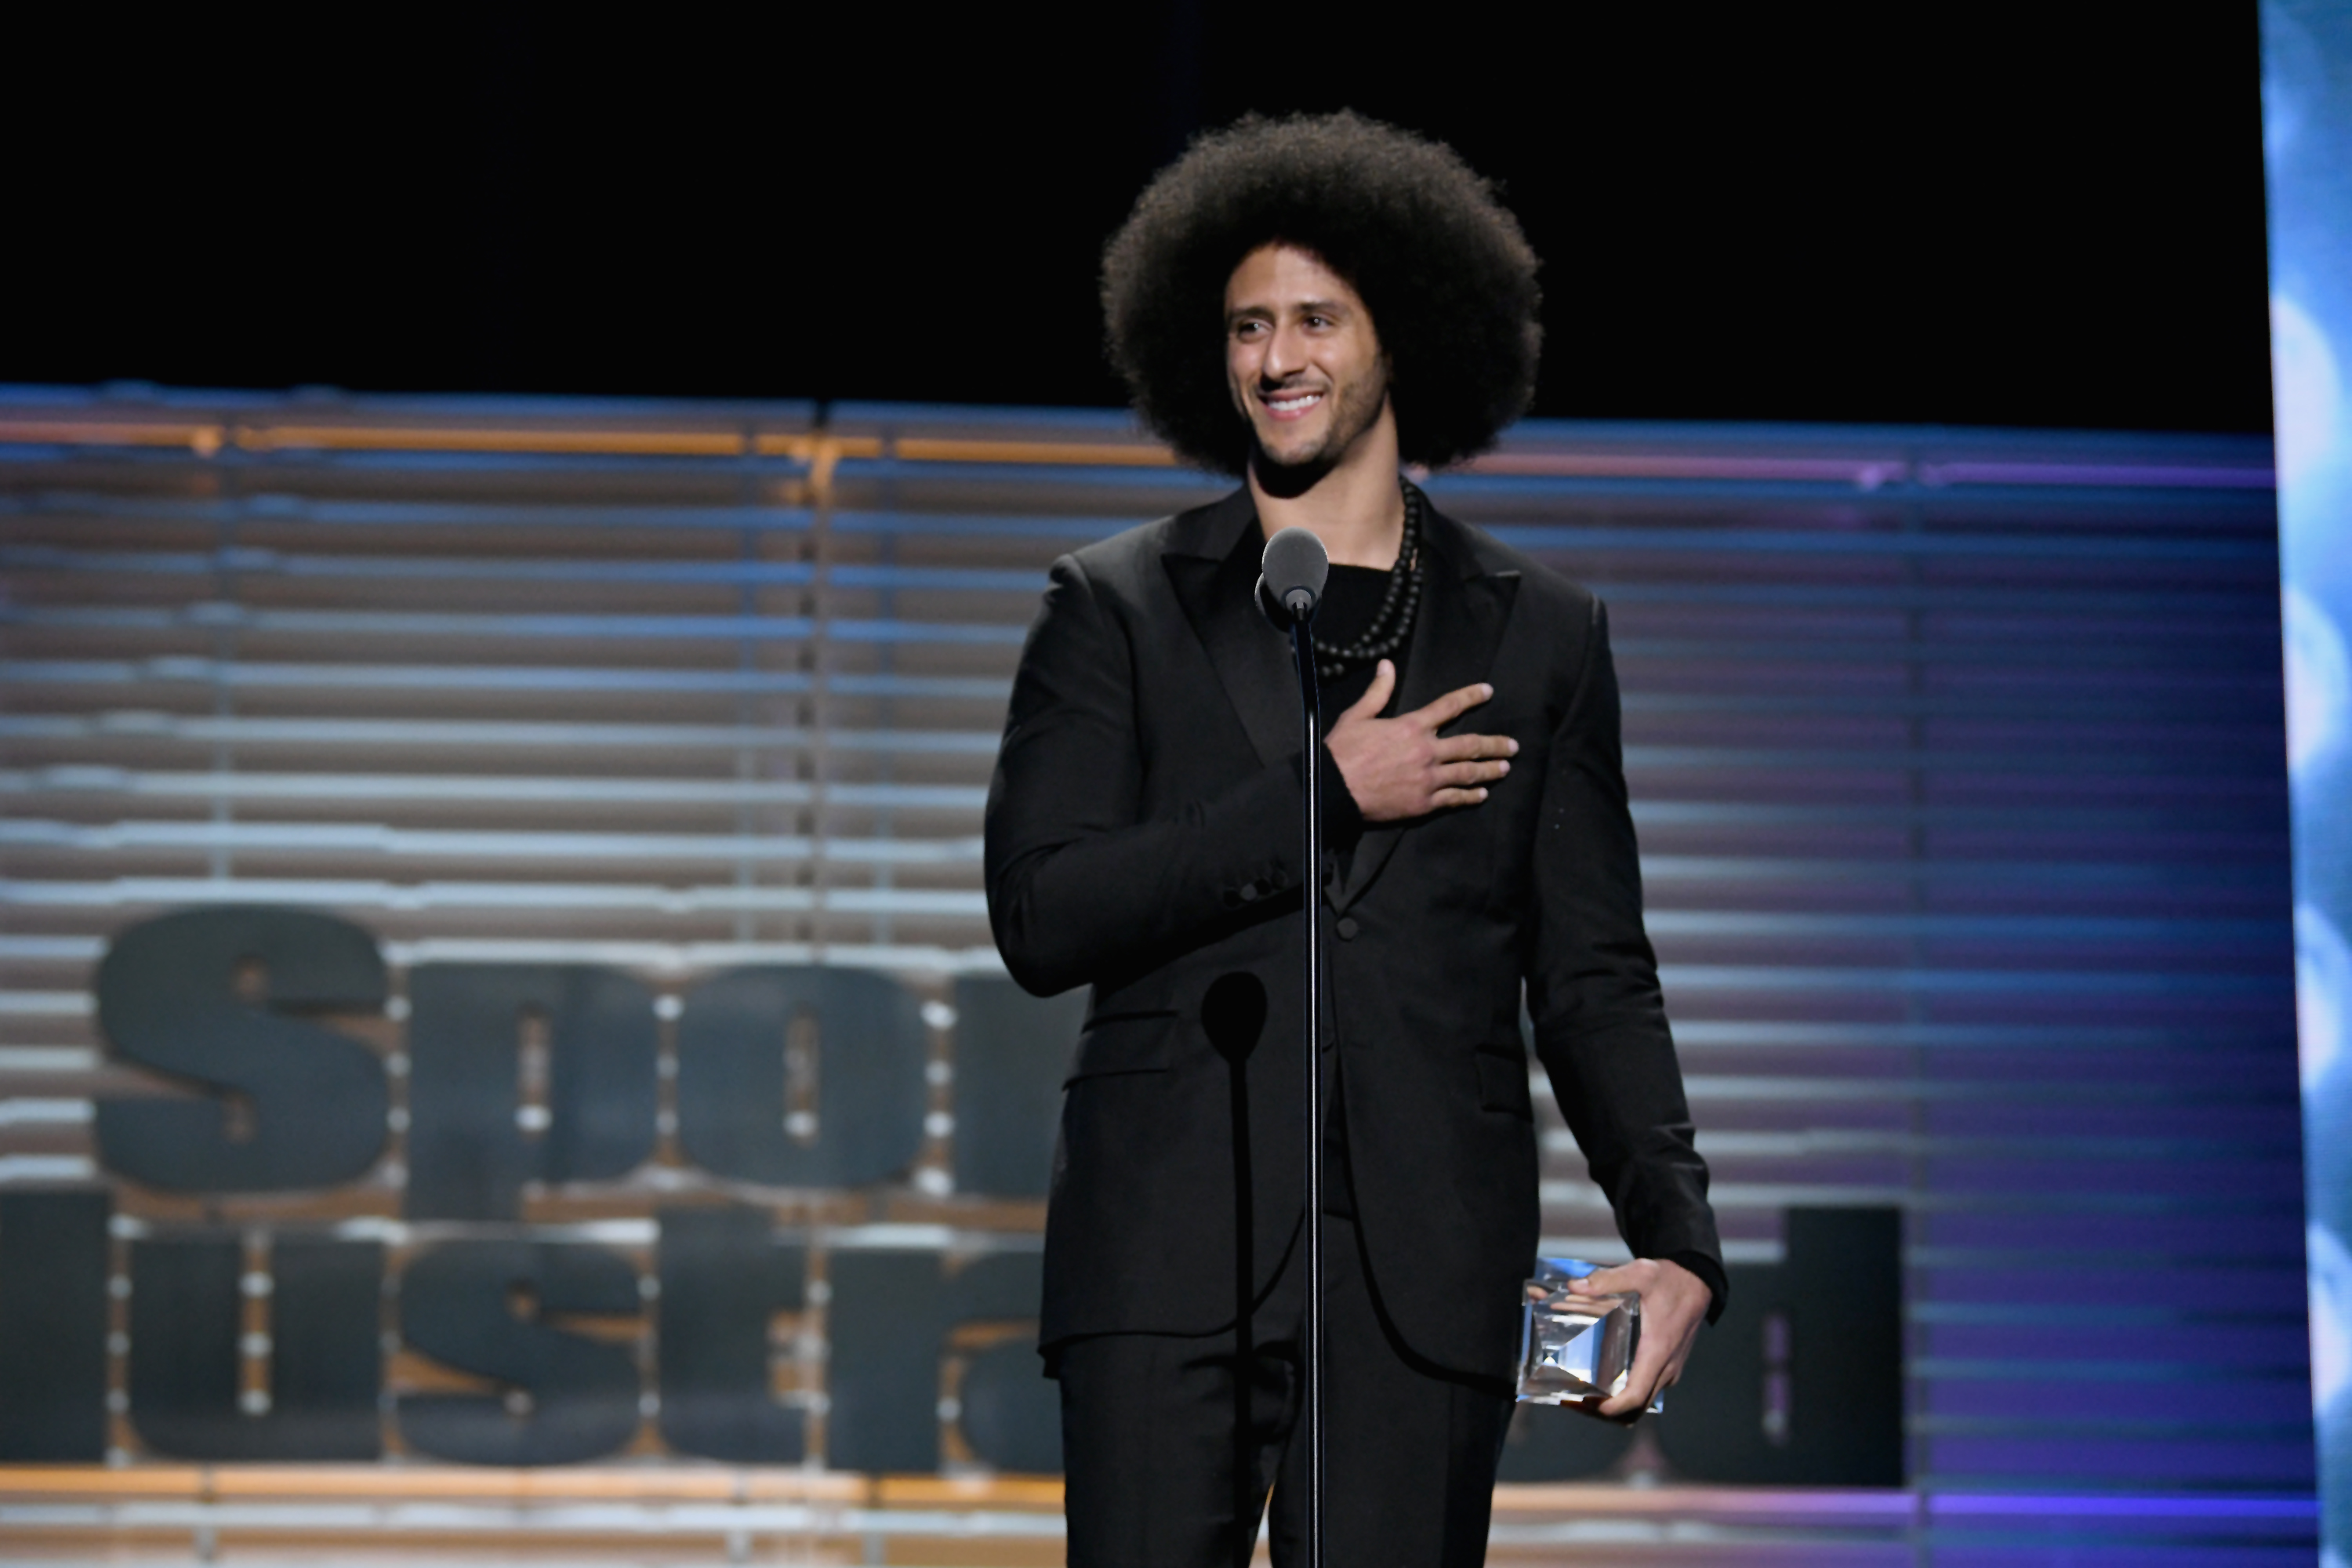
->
[0,394,2303,1496]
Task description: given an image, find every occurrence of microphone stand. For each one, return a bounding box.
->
[1284,610,1327,1568]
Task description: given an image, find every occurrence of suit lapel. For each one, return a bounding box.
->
[1162,488,1298,770]
[1332,504,1521,913]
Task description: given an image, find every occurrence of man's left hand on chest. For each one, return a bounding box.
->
[1567,1256,1711,1422]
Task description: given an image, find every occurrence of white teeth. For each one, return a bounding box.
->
[1267,394,1322,412]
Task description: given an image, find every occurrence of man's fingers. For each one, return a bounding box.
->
[1331,676,1514,821]
[1430,731,1518,764]
[1598,1337,1671,1419]
[1434,759,1510,789]
[1413,681,1495,729]
[1341,659,1398,721]
[1570,1266,1638,1299]
[1580,1257,1708,1421]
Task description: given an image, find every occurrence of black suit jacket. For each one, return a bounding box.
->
[984,486,1721,1381]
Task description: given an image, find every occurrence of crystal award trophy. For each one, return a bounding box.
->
[1515,1257,1663,1415]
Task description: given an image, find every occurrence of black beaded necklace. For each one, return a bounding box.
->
[1312,479,1426,681]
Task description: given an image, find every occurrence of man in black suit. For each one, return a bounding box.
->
[984,112,1725,1567]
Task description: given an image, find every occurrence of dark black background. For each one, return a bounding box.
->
[11,8,2274,432]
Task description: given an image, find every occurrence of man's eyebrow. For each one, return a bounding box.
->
[1225,297,1352,321]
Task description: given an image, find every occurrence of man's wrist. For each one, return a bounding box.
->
[1662,1250,1729,1325]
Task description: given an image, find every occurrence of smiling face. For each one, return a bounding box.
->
[1223,243,1392,476]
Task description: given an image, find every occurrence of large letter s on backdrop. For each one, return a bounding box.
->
[93,907,390,1192]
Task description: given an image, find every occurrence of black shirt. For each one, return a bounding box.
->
[1315,562,1403,720]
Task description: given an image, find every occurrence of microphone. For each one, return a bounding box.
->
[1258,526,1330,625]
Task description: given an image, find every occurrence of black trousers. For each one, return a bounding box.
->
[1057,1210,1515,1568]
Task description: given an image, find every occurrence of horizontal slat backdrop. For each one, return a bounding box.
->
[0,391,2311,1536]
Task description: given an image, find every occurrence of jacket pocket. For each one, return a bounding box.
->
[1064,1012,1178,1086]
[1474,1046,1534,1121]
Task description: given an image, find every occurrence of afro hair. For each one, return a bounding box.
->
[1102,111,1542,474]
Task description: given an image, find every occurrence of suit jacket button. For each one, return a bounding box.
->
[1335,916,1359,941]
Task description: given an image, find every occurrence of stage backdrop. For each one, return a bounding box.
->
[2263,2,2352,1563]
[0,390,2314,1563]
